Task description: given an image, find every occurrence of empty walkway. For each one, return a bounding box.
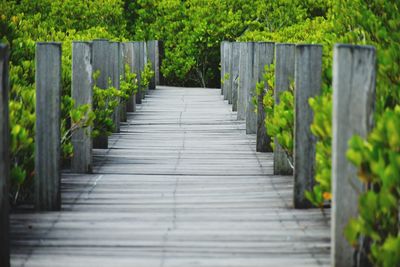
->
[11,86,330,267]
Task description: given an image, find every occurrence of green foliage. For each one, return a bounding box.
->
[141,61,155,89]
[120,64,138,99]
[221,73,230,86]
[305,94,332,207]
[126,0,262,87]
[261,63,294,166]
[265,88,294,166]
[260,64,275,131]
[345,106,400,266]
[1,0,127,203]
[92,72,121,137]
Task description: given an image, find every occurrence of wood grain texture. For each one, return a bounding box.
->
[11,86,330,267]
[34,42,62,211]
[133,42,142,104]
[109,42,121,133]
[71,42,93,173]
[331,44,375,267]
[231,43,240,112]
[140,41,148,100]
[223,42,230,101]
[254,42,274,151]
[122,42,136,113]
[294,45,322,209]
[274,44,295,175]
[92,39,110,149]
[147,40,160,90]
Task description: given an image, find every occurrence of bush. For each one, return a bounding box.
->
[345,106,400,267]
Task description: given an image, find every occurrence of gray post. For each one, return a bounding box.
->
[109,42,121,133]
[223,42,230,100]
[238,42,253,120]
[0,44,10,267]
[92,39,109,149]
[133,42,142,104]
[293,44,322,209]
[331,44,376,267]
[231,42,240,111]
[122,42,136,112]
[147,40,159,90]
[71,42,93,173]
[154,41,160,86]
[144,41,148,96]
[158,40,165,86]
[255,42,274,151]
[140,41,147,100]
[245,42,256,128]
[220,41,225,95]
[119,43,127,122]
[227,42,233,104]
[35,42,62,211]
[274,44,295,175]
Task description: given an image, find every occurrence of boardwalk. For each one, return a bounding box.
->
[11,86,330,267]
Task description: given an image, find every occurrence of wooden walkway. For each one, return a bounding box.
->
[10,86,330,267]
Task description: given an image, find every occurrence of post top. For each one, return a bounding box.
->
[0,43,9,58]
[256,41,275,45]
[72,41,92,44]
[36,42,62,46]
[276,43,296,47]
[296,44,322,48]
[92,39,109,42]
[334,43,375,51]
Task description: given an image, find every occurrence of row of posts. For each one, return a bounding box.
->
[220,41,376,267]
[0,40,163,266]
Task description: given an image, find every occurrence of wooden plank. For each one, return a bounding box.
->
[11,86,330,267]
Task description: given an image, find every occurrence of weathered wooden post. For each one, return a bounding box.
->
[147,40,159,90]
[227,42,233,104]
[133,41,142,104]
[122,42,136,112]
[140,41,147,99]
[35,42,62,210]
[231,42,240,111]
[223,42,230,101]
[293,44,322,209]
[331,44,376,267]
[119,43,127,122]
[158,40,165,86]
[220,41,226,95]
[0,44,10,267]
[238,42,253,120]
[92,39,110,149]
[71,41,93,173]
[109,42,121,133]
[274,43,295,174]
[255,42,274,151]
[245,42,256,129]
